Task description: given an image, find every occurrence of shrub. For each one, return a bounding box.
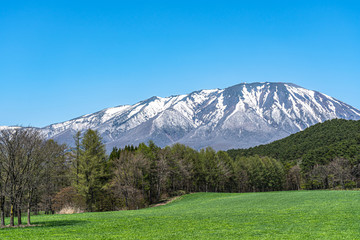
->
[53,186,85,213]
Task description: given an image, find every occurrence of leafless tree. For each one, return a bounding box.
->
[40,140,68,216]
[286,165,301,190]
[327,158,353,189]
[0,142,7,227]
[0,128,44,226]
[111,151,149,209]
[155,150,169,201]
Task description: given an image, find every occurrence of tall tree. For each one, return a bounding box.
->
[0,142,6,227]
[111,150,149,209]
[76,129,107,212]
[71,131,82,185]
[0,128,43,226]
[40,140,68,216]
[23,136,44,226]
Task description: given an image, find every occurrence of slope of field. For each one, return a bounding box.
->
[1,191,360,239]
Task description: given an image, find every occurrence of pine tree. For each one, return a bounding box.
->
[76,129,107,212]
[72,131,82,185]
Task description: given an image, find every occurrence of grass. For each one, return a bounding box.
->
[1,190,360,239]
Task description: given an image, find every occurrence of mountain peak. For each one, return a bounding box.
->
[39,82,360,151]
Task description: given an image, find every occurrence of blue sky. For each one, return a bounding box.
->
[1,1,359,127]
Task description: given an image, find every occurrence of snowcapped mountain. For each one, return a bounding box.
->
[39,82,360,150]
[0,126,21,131]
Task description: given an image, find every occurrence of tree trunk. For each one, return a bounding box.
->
[0,196,5,227]
[10,204,14,227]
[27,203,31,226]
[48,198,53,214]
[27,192,32,226]
[124,191,129,209]
[17,207,22,226]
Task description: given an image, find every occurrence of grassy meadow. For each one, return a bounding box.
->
[1,190,360,239]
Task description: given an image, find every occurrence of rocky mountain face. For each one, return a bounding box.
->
[0,82,356,151]
[34,82,360,151]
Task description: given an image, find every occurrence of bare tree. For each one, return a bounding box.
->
[155,150,169,201]
[0,128,43,226]
[111,151,149,209]
[40,140,68,216]
[24,139,67,225]
[327,158,352,189]
[286,165,301,190]
[0,144,7,227]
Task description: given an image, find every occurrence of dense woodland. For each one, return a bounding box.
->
[228,119,360,189]
[0,119,359,227]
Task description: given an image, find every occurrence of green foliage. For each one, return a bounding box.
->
[235,155,285,192]
[2,191,360,239]
[74,129,107,212]
[42,120,360,215]
[228,119,360,170]
[228,120,360,191]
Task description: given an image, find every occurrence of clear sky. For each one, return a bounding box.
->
[1,0,359,127]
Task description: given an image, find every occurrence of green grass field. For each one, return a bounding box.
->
[1,191,360,239]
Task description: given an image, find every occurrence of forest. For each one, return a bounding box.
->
[0,119,359,227]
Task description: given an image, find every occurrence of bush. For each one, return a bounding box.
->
[53,186,85,213]
[345,181,356,189]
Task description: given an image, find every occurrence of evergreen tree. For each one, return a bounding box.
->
[76,129,107,212]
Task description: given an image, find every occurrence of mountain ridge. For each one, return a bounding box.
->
[2,82,360,151]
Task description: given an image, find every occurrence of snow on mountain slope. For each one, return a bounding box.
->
[40,82,360,150]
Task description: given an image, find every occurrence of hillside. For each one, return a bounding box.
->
[228,119,360,169]
[2,191,360,239]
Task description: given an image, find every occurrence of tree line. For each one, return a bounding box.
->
[228,119,360,170]
[228,119,360,190]
[1,120,359,226]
